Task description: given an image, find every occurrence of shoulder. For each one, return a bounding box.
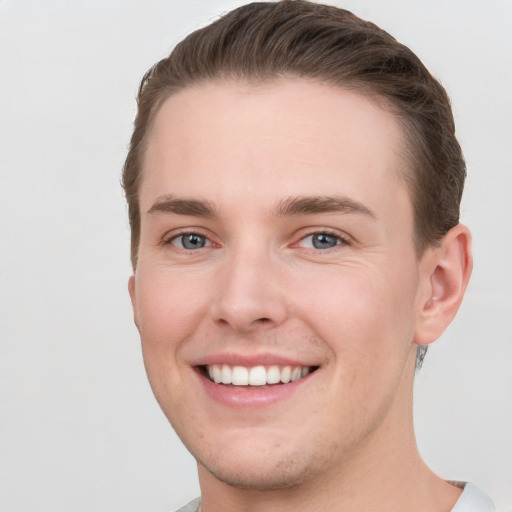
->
[172,497,201,512]
[451,483,495,512]
[171,487,495,512]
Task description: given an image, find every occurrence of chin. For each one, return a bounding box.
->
[194,439,324,492]
[200,457,312,491]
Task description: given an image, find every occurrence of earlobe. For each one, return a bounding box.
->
[128,275,140,331]
[414,224,473,345]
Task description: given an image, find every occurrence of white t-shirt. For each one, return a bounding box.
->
[451,483,496,512]
[174,482,495,512]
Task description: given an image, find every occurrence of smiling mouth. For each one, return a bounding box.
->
[200,364,319,387]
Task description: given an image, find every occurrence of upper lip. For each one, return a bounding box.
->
[191,352,320,368]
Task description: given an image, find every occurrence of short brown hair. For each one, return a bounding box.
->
[123,0,465,268]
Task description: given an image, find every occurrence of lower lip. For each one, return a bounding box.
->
[196,369,313,408]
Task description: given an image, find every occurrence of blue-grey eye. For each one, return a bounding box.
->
[178,233,207,249]
[311,233,339,249]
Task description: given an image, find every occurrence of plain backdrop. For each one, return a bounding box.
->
[0,1,511,511]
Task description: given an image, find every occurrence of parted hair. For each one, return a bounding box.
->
[123,0,465,270]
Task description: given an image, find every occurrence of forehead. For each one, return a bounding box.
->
[141,79,411,219]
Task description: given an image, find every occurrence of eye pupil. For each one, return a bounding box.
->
[312,233,338,249]
[182,234,206,249]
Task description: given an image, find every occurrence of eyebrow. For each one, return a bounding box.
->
[274,196,376,218]
[147,195,217,217]
[146,194,375,219]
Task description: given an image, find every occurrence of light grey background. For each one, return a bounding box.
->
[1,1,511,511]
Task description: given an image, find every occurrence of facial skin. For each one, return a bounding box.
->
[129,80,471,511]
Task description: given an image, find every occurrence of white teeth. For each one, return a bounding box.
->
[280,366,292,383]
[266,365,281,384]
[206,364,313,386]
[249,366,267,386]
[291,367,302,382]
[221,364,232,384]
[232,366,249,385]
[212,365,222,383]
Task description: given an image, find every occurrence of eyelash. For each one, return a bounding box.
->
[295,229,350,250]
[163,230,214,251]
[162,228,350,253]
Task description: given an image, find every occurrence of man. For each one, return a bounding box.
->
[123,1,495,510]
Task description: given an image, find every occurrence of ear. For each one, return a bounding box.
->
[128,275,140,331]
[414,224,473,345]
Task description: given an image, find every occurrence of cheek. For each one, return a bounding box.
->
[294,264,417,371]
[133,268,210,424]
[297,269,394,333]
[135,267,209,378]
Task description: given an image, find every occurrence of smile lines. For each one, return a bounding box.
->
[204,364,315,386]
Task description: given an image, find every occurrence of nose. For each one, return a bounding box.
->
[209,247,289,333]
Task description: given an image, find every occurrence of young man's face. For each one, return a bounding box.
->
[129,80,433,490]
